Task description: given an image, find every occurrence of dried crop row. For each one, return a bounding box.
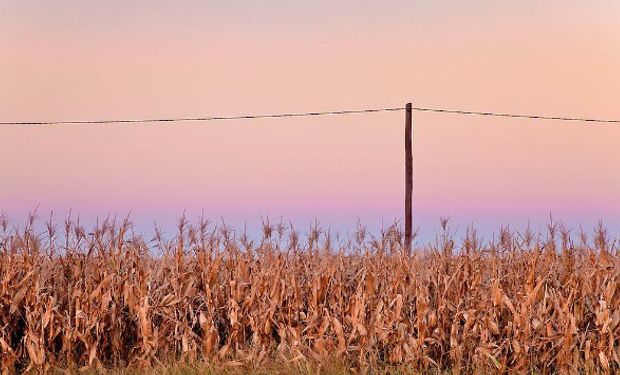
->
[0,215,618,373]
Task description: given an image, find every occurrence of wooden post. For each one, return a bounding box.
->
[405,103,413,255]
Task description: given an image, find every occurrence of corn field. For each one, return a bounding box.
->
[1,214,619,374]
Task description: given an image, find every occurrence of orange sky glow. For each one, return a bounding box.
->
[1,1,619,242]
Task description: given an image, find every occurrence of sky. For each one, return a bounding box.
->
[1,1,619,244]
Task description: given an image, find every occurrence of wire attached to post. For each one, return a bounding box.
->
[1,105,619,126]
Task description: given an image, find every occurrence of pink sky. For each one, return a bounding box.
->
[1,1,619,242]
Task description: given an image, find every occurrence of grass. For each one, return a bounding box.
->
[0,213,619,373]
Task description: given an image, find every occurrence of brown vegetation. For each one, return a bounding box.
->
[0,213,619,373]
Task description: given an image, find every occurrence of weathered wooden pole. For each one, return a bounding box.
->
[405,102,413,255]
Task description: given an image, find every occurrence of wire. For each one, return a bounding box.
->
[1,105,619,126]
[0,107,405,126]
[411,107,620,124]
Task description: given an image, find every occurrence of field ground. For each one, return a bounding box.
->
[72,361,437,374]
[1,215,619,373]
